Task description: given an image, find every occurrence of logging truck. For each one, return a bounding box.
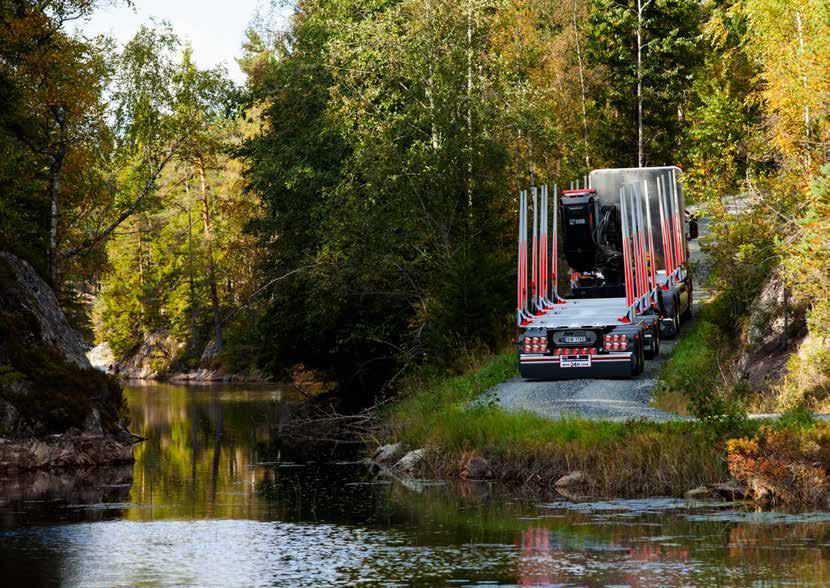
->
[516,167,698,379]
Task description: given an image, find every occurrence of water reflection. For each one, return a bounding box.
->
[0,383,829,586]
[126,382,294,521]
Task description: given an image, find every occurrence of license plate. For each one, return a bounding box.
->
[560,356,592,368]
[563,336,587,343]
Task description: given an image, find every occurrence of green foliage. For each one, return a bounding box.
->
[240,0,518,393]
[96,27,252,367]
[774,403,817,432]
[689,387,754,441]
[659,316,724,398]
[587,0,704,166]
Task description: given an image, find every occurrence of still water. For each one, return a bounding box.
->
[2,383,830,587]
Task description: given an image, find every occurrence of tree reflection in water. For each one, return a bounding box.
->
[1,383,830,586]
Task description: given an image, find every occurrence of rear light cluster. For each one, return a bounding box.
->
[523,336,548,354]
[555,347,596,356]
[603,333,628,351]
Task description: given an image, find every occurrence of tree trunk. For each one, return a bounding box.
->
[185,179,198,336]
[466,0,474,214]
[636,0,644,168]
[572,0,591,170]
[426,0,439,153]
[137,218,145,323]
[48,107,67,285]
[197,158,223,352]
[794,11,810,141]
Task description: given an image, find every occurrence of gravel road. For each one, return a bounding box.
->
[478,214,710,422]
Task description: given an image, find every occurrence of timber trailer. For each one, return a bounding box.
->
[516,167,698,379]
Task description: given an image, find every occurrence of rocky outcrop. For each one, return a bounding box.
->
[0,252,89,369]
[0,251,131,465]
[684,480,748,501]
[0,433,136,472]
[115,330,183,379]
[87,342,115,373]
[554,470,591,489]
[736,270,807,391]
[372,442,404,465]
[114,335,271,382]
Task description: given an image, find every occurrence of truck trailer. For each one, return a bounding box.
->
[516,167,698,380]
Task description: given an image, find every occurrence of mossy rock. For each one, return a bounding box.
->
[0,252,126,437]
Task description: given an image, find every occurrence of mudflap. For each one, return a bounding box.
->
[635,315,660,358]
[519,354,635,380]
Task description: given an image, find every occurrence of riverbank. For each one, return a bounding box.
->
[0,432,137,472]
[381,350,725,496]
[379,349,830,507]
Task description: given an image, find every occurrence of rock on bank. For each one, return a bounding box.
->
[0,252,135,469]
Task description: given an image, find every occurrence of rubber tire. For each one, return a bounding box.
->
[632,339,645,376]
[665,306,681,340]
[645,326,660,360]
[681,292,693,321]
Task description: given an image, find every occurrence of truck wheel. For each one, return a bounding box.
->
[673,308,682,336]
[645,327,660,359]
[681,296,692,321]
[633,340,644,376]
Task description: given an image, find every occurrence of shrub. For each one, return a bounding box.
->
[727,423,830,508]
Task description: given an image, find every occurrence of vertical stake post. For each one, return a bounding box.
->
[619,186,633,308]
[643,179,657,299]
[552,184,561,302]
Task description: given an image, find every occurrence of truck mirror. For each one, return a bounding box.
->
[687,217,699,240]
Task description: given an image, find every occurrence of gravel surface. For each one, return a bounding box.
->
[477,213,711,422]
[478,341,691,422]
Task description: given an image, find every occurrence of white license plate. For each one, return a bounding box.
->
[560,356,592,368]
[563,336,587,343]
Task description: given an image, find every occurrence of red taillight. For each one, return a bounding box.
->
[620,334,628,343]
[554,348,561,356]
[613,334,620,342]
[532,336,539,344]
[524,344,531,353]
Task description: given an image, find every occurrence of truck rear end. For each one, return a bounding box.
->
[515,167,694,380]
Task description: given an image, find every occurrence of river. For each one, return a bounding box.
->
[1,383,829,586]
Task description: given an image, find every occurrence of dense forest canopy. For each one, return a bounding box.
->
[0,0,827,403]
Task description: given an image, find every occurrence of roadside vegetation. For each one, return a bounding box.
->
[385,350,727,496]
[384,346,830,507]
